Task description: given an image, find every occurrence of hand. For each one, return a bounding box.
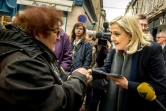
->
[73,68,93,83]
[67,75,71,80]
[87,69,92,75]
[107,75,128,89]
[60,66,65,72]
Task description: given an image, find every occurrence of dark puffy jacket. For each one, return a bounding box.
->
[71,39,92,71]
[0,25,87,111]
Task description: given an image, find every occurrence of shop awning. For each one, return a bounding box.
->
[17,0,74,12]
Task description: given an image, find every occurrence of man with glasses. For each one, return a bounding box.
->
[156,31,166,65]
[137,14,149,34]
[136,14,154,41]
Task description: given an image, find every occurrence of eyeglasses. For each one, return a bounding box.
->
[140,24,148,28]
[88,35,93,38]
[156,37,165,39]
[48,28,60,36]
[75,27,83,31]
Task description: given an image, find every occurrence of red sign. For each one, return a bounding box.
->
[78,14,88,23]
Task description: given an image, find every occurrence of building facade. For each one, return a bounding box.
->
[91,0,106,31]
[0,0,106,34]
[0,0,17,28]
[125,0,166,38]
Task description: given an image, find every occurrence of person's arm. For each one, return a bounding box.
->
[128,44,166,95]
[96,46,108,67]
[0,55,87,111]
[60,33,72,71]
[91,48,115,79]
[146,44,166,95]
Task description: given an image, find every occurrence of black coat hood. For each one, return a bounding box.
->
[0,24,56,61]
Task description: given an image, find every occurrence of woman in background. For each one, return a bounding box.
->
[70,22,92,72]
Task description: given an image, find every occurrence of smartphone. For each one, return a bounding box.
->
[108,73,124,78]
[93,69,124,78]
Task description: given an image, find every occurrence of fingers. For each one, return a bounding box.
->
[73,68,93,83]
[60,66,65,72]
[73,68,87,74]
[87,75,93,83]
[87,69,92,75]
[107,76,128,89]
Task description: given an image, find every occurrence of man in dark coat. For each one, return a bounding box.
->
[156,31,166,66]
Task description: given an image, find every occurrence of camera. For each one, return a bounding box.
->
[96,22,111,46]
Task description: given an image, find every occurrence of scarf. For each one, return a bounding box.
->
[99,50,139,111]
[110,50,132,111]
[72,39,81,59]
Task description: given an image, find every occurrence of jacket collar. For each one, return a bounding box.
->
[0,24,57,61]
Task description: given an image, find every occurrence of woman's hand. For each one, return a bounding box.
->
[107,75,128,89]
[87,69,92,75]
[73,68,93,83]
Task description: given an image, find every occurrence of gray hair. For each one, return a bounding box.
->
[156,31,166,37]
[86,30,96,37]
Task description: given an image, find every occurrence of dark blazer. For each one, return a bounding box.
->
[162,44,166,66]
[92,42,166,111]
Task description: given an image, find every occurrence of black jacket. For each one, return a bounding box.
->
[0,25,87,111]
[162,44,166,66]
[93,42,166,111]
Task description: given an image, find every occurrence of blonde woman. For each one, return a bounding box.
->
[88,15,166,111]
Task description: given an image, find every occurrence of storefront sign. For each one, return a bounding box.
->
[17,0,73,12]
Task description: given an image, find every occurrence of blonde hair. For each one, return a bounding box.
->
[110,15,152,54]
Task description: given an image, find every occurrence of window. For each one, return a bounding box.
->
[0,15,11,28]
[148,0,154,13]
[132,1,138,15]
[141,0,146,14]
[157,0,164,7]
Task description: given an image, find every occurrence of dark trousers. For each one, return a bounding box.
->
[85,87,105,111]
[85,87,93,110]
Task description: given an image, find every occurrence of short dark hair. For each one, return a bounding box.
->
[136,14,147,20]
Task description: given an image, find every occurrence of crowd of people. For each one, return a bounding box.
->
[0,6,166,111]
